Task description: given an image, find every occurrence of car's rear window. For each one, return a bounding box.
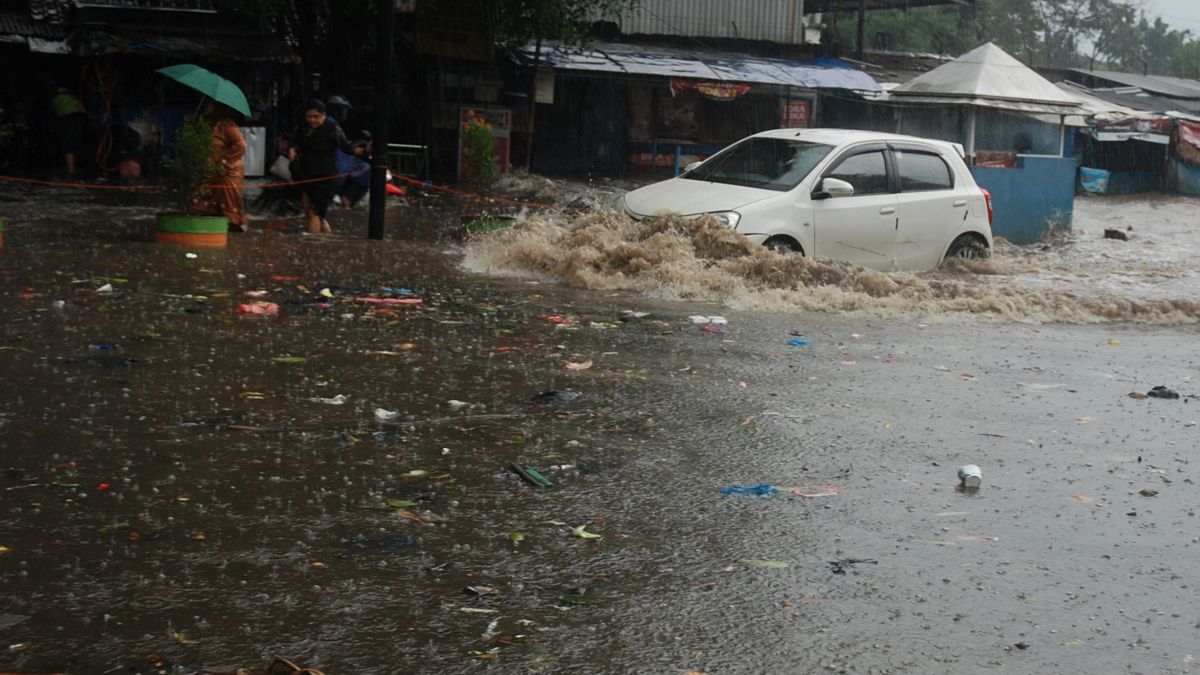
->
[896,151,954,191]
[682,138,834,191]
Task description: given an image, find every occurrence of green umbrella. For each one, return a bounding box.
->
[156,63,251,117]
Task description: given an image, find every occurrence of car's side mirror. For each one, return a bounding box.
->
[816,177,855,199]
[683,161,702,173]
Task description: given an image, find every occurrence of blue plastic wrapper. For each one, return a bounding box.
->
[720,483,778,496]
[788,338,809,346]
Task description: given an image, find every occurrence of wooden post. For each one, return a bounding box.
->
[368,0,394,240]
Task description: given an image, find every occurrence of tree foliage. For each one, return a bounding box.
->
[831,0,1198,76]
[492,0,639,48]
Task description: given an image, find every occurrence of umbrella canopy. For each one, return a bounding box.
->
[156,63,250,117]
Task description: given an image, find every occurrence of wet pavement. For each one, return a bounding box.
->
[1,183,1199,674]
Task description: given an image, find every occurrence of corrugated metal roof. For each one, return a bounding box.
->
[1074,87,1200,116]
[1068,68,1200,100]
[620,0,811,44]
[0,10,68,38]
[516,41,881,92]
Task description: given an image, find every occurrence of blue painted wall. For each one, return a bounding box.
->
[1169,159,1200,196]
[970,156,1076,245]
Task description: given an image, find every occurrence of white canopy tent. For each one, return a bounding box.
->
[887,42,1086,157]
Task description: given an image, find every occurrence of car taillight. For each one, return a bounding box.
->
[980,188,994,226]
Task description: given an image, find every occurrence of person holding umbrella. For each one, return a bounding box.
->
[202,98,248,231]
[287,99,367,234]
[155,64,252,231]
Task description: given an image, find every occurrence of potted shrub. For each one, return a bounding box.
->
[459,109,514,239]
[156,117,227,246]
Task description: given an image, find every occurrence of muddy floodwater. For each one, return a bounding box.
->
[1,184,1199,674]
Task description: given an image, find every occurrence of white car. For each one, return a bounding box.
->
[618,128,993,271]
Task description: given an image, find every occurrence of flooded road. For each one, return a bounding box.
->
[1,185,1198,674]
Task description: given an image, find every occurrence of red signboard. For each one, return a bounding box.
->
[670,78,751,101]
[779,98,811,128]
[1095,116,1172,135]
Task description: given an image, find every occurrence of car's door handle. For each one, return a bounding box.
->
[953,199,968,207]
[879,207,896,215]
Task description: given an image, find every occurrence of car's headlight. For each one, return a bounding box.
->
[710,211,741,229]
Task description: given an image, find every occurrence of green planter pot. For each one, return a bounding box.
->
[156,212,228,247]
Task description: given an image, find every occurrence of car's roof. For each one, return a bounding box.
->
[753,128,965,156]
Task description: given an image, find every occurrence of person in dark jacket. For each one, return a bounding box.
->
[287,99,365,234]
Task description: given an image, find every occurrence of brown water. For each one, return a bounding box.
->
[463,193,1200,325]
[1,186,1199,674]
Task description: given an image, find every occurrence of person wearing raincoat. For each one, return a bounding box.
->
[202,99,248,231]
[287,99,366,234]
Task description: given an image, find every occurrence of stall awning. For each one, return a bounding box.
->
[515,41,881,93]
[878,93,1083,116]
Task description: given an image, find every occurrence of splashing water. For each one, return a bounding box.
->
[463,201,1200,325]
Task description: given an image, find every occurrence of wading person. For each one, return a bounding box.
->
[202,99,248,232]
[48,82,86,177]
[287,99,365,234]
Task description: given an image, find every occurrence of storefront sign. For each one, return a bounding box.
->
[670,78,751,101]
[779,98,811,128]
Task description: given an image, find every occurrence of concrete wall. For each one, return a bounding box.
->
[970,156,1076,245]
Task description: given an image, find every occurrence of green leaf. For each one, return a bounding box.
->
[509,532,525,543]
[272,355,308,364]
[570,525,603,540]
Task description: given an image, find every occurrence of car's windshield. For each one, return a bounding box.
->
[682,137,833,191]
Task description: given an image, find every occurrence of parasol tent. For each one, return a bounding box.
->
[156,64,250,117]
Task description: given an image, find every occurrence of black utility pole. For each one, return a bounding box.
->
[856,0,866,61]
[368,0,394,240]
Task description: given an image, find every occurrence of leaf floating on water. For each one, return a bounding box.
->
[570,525,603,540]
[0,546,11,554]
[564,359,593,371]
[401,470,428,478]
[509,532,525,543]
[239,391,267,399]
[741,559,790,569]
[460,607,499,614]
[557,594,599,605]
[272,355,308,364]
[174,631,199,646]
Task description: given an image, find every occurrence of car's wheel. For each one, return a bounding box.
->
[944,234,990,261]
[764,236,804,255]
